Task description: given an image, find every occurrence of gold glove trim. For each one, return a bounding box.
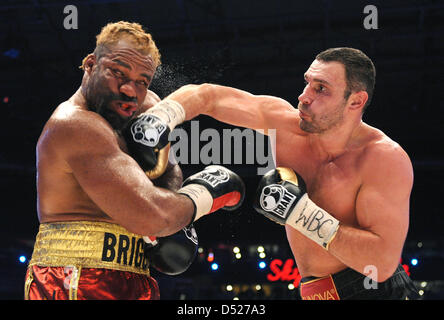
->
[146,143,170,179]
[29,221,150,276]
[276,167,299,185]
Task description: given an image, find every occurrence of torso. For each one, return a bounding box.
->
[274,118,382,278]
[37,104,118,224]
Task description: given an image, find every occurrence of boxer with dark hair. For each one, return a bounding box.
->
[145,47,418,299]
[25,21,245,300]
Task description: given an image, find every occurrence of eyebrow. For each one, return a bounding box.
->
[113,59,131,70]
[141,73,152,81]
[304,74,332,87]
[113,59,152,81]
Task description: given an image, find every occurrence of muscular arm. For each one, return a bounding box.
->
[57,111,194,237]
[165,83,301,135]
[327,144,413,281]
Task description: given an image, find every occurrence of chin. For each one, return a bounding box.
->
[100,107,131,131]
[300,120,316,133]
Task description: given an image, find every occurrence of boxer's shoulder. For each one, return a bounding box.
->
[362,125,409,159]
[52,100,111,129]
[358,124,413,182]
[39,100,118,154]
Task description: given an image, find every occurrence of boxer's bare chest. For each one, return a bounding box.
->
[274,136,365,276]
[37,126,127,223]
[275,137,363,225]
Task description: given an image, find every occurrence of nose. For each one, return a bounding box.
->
[119,81,137,100]
[298,86,313,105]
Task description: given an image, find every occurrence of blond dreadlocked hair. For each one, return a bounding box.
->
[80,21,161,69]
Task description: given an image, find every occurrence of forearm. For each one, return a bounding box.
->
[327,224,400,281]
[120,187,195,237]
[166,84,276,130]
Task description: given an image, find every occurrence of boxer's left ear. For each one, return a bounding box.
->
[348,91,368,112]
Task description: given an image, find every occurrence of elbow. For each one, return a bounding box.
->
[361,244,401,283]
[377,244,405,282]
[370,257,400,283]
[365,236,404,282]
[377,262,399,283]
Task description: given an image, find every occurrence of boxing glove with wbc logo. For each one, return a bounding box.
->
[253,167,340,250]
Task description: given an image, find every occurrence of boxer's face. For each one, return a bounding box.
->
[297,60,349,134]
[84,41,156,131]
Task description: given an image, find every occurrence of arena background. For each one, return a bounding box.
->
[0,0,443,300]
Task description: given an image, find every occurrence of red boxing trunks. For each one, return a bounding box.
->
[24,221,160,300]
[299,275,340,300]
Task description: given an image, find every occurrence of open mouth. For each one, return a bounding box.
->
[115,102,137,117]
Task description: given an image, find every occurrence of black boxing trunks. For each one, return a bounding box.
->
[299,264,419,300]
[24,221,159,300]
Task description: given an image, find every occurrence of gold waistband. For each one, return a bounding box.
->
[29,221,150,276]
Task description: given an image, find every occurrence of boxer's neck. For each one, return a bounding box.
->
[307,118,364,162]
